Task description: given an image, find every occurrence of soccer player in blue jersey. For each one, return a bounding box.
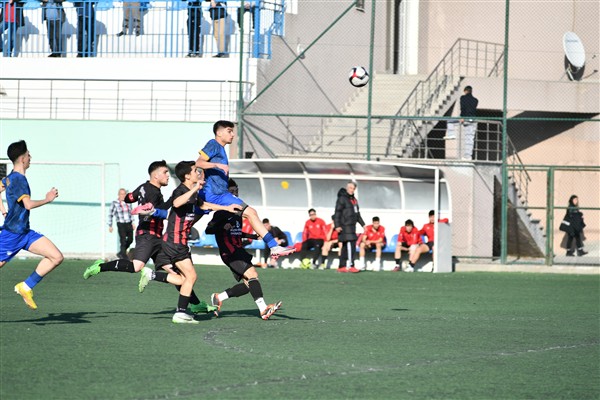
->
[0,140,64,310]
[195,120,295,259]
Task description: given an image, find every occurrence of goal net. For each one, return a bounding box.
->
[0,160,120,259]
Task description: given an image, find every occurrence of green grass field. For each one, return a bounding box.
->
[1,259,599,399]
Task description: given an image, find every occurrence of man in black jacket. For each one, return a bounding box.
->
[333,181,365,273]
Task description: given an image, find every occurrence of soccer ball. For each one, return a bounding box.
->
[349,66,370,87]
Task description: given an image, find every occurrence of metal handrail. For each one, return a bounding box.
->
[387,38,505,157]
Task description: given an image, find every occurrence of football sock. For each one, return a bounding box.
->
[100,259,136,273]
[225,284,248,298]
[177,294,191,313]
[394,258,400,266]
[24,271,43,289]
[189,290,200,305]
[409,262,415,268]
[247,278,264,300]
[255,298,267,313]
[263,232,278,248]
[154,271,169,283]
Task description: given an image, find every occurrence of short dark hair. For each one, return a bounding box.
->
[429,210,435,216]
[405,219,414,227]
[148,160,168,175]
[7,140,28,163]
[213,120,235,134]
[308,208,316,214]
[262,218,270,224]
[464,85,472,92]
[372,216,379,222]
[175,161,195,182]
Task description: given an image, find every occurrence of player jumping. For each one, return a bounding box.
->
[195,120,295,260]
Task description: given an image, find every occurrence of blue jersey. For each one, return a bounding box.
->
[1,171,31,234]
[199,138,229,195]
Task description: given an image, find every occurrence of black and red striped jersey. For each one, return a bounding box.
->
[163,184,204,246]
[125,181,172,238]
[206,210,252,264]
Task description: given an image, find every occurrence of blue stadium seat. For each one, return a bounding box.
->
[383,234,398,253]
[245,238,265,250]
[284,231,293,247]
[202,234,218,248]
[294,232,303,245]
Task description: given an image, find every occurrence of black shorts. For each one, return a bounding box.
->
[133,234,164,264]
[223,248,253,281]
[162,241,191,265]
[426,241,434,251]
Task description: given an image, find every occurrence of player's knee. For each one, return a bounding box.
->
[51,251,64,266]
[242,205,256,218]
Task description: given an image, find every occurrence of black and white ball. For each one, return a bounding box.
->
[349,66,370,87]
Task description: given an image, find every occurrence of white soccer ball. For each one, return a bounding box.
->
[349,66,370,87]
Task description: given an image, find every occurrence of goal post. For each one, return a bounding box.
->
[0,160,120,260]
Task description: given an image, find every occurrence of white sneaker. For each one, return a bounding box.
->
[372,260,381,272]
[270,245,296,259]
[402,261,414,272]
[172,312,199,324]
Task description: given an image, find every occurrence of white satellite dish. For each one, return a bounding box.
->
[563,32,586,81]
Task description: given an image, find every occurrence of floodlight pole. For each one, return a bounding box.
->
[237,0,246,158]
[500,0,510,264]
[366,0,376,161]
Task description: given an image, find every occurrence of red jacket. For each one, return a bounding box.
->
[420,218,449,243]
[303,217,327,241]
[361,224,386,244]
[397,226,422,246]
[242,218,254,243]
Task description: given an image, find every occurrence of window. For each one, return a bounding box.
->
[310,179,350,208]
[234,178,262,206]
[356,180,401,209]
[264,178,306,207]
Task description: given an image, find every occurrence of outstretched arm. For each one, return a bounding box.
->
[195,155,229,175]
[21,187,59,210]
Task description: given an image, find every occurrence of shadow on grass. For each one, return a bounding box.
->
[1,312,107,325]
[391,308,410,312]
[219,308,310,321]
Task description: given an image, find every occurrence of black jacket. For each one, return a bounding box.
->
[334,187,365,242]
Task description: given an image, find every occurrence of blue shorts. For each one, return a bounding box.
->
[201,190,247,209]
[0,229,44,263]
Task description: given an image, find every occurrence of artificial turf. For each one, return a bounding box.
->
[1,259,599,399]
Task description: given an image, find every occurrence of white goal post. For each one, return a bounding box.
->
[0,160,120,259]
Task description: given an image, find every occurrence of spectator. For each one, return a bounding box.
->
[334,181,365,273]
[108,188,135,259]
[321,215,340,269]
[392,219,429,272]
[207,0,229,57]
[74,0,96,57]
[116,1,141,37]
[41,0,66,57]
[298,208,327,269]
[358,216,386,271]
[0,0,24,57]
[560,195,588,257]
[236,0,255,30]
[460,85,478,160]
[185,0,203,57]
[261,218,288,268]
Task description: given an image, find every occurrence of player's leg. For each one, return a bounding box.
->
[346,239,360,273]
[241,266,281,320]
[373,243,383,271]
[358,242,367,270]
[338,240,349,272]
[312,239,324,267]
[14,234,64,309]
[172,258,198,323]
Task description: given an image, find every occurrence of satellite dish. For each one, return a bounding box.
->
[563,32,586,81]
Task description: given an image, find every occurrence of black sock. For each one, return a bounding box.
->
[177,294,191,313]
[409,262,415,268]
[189,290,200,305]
[100,259,136,273]
[154,271,169,283]
[247,278,264,301]
[226,283,250,298]
[394,258,400,266]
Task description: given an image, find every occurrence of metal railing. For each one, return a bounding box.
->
[0,0,284,58]
[0,77,253,121]
[388,39,505,157]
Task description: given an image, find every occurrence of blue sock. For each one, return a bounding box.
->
[263,232,278,248]
[24,271,43,289]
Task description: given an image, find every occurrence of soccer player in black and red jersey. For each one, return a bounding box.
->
[83,160,173,279]
[206,179,282,321]
[158,161,241,324]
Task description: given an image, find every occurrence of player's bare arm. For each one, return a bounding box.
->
[195,155,229,175]
[21,187,59,210]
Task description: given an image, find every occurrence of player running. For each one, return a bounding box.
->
[0,140,64,309]
[206,179,282,320]
[138,161,241,323]
[195,120,295,260]
[83,160,173,279]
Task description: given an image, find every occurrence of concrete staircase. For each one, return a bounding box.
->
[307,74,426,157]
